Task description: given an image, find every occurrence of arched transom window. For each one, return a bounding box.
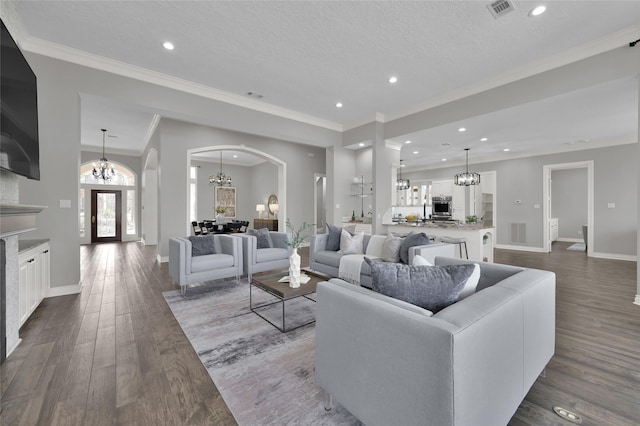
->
[80,162,135,186]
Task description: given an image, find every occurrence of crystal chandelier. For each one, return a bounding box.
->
[454,148,481,186]
[209,151,232,186]
[92,129,115,181]
[396,159,410,190]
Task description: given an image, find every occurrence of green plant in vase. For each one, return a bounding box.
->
[285,219,315,288]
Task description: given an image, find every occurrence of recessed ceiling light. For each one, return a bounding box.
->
[233,154,238,158]
[458,127,466,132]
[480,137,488,142]
[442,159,447,162]
[405,140,411,144]
[529,5,546,17]
[336,102,343,108]
[413,151,419,155]
[163,41,174,50]
[358,142,365,147]
[388,76,398,84]
[400,163,406,168]
[503,148,510,152]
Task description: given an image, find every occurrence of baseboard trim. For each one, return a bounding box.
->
[495,244,547,253]
[590,252,637,262]
[556,238,583,243]
[634,295,640,306]
[6,338,22,358]
[158,255,168,263]
[47,281,83,297]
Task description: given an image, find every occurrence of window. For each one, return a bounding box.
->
[79,189,85,237]
[80,162,135,186]
[190,166,197,222]
[127,190,136,235]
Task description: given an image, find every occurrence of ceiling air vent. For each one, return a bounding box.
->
[486,0,516,19]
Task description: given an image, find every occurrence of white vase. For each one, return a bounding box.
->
[289,247,301,288]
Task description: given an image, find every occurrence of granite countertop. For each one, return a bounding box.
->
[19,239,50,253]
[386,222,491,230]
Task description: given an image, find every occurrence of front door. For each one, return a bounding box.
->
[91,190,122,243]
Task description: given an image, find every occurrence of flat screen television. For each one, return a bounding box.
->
[0,19,40,180]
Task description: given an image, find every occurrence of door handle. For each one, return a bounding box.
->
[91,215,96,224]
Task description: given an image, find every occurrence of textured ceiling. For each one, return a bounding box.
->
[6,1,640,167]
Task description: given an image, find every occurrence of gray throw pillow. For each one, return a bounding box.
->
[365,257,475,312]
[188,235,216,256]
[248,228,273,249]
[326,224,342,251]
[381,234,403,262]
[399,231,431,264]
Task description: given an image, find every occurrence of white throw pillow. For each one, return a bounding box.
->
[459,263,481,299]
[411,254,433,266]
[340,229,364,255]
[381,234,403,262]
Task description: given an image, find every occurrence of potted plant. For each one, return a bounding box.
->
[215,206,227,225]
[285,219,314,288]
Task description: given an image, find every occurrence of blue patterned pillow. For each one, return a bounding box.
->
[365,257,475,312]
[188,235,216,256]
[326,224,342,251]
[248,228,273,249]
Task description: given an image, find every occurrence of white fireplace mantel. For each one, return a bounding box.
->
[0,204,47,238]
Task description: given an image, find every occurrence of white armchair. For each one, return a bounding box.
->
[169,234,243,295]
[236,231,293,282]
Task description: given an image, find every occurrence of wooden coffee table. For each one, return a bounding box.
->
[250,270,327,332]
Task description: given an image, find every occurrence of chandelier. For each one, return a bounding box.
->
[454,148,481,186]
[209,151,232,186]
[396,159,410,190]
[92,129,115,181]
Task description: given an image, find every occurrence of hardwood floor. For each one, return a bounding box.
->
[1,241,638,425]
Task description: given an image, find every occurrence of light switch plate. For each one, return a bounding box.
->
[59,199,71,208]
[607,202,615,209]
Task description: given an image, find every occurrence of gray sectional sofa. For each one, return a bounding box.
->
[309,233,453,287]
[315,257,556,426]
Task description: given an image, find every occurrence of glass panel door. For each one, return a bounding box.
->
[91,190,122,243]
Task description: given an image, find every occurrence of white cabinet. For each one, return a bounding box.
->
[452,184,465,221]
[431,179,453,197]
[18,242,50,327]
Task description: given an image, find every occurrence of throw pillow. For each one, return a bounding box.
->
[188,235,216,256]
[381,234,403,263]
[399,232,431,264]
[365,257,475,313]
[459,263,481,300]
[326,224,342,251]
[248,227,273,249]
[411,254,433,266]
[340,229,364,255]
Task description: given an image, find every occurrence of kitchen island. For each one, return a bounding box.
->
[385,222,495,262]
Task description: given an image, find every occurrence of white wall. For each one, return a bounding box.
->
[157,118,326,258]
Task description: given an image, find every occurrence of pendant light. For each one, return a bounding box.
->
[396,160,410,190]
[454,148,481,186]
[209,151,232,186]
[92,129,115,181]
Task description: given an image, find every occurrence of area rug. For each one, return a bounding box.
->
[163,279,361,426]
[567,242,586,251]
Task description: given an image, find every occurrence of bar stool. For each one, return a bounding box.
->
[440,236,468,259]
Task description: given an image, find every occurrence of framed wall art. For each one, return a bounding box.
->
[215,186,236,218]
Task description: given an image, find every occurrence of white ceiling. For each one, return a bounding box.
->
[7,1,640,169]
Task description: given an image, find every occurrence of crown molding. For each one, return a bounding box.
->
[385,25,640,123]
[143,114,161,149]
[20,36,344,132]
[80,145,141,157]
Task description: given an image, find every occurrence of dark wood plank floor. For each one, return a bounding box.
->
[1,241,638,425]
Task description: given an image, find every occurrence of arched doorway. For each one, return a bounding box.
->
[187,145,286,235]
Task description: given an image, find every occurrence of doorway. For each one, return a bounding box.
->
[314,174,327,234]
[91,190,122,243]
[543,161,593,255]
